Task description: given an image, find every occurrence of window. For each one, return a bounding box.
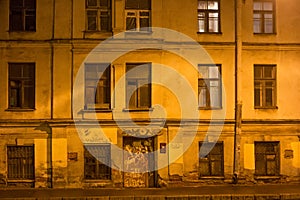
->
[84,144,111,180]
[197,0,220,33]
[8,63,35,109]
[85,63,111,110]
[198,65,221,109]
[255,142,280,176]
[126,63,151,109]
[9,0,36,31]
[7,146,34,180]
[253,0,275,33]
[125,0,151,31]
[199,142,224,177]
[86,0,111,31]
[254,65,276,108]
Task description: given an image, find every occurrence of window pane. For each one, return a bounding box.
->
[208,13,218,32]
[254,88,261,107]
[209,66,219,78]
[87,0,97,7]
[100,12,109,31]
[264,14,273,33]
[210,81,220,108]
[100,0,109,7]
[208,1,218,10]
[10,0,23,8]
[127,81,137,108]
[25,14,36,31]
[10,88,20,107]
[125,0,138,9]
[253,14,262,33]
[198,12,205,32]
[126,17,136,30]
[87,11,97,30]
[254,66,262,78]
[11,10,23,31]
[198,1,207,9]
[263,2,273,11]
[139,84,150,107]
[264,66,274,78]
[86,87,96,105]
[140,18,149,29]
[198,87,207,107]
[23,86,35,108]
[253,2,262,10]
[265,88,273,106]
[25,0,36,9]
[139,0,151,9]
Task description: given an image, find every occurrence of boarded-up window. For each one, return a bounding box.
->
[84,144,111,180]
[10,0,36,31]
[199,142,224,177]
[7,146,34,180]
[255,142,280,176]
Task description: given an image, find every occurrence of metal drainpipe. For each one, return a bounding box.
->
[233,0,242,184]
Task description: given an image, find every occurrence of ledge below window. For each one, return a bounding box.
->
[199,176,225,180]
[5,108,35,112]
[198,107,223,110]
[79,109,113,114]
[122,108,154,112]
[254,175,281,180]
[197,32,222,35]
[254,106,278,110]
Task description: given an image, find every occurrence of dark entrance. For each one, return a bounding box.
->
[123,136,156,187]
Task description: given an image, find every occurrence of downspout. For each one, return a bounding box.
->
[233,0,242,184]
[71,0,74,119]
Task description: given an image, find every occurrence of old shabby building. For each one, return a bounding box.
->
[0,0,300,188]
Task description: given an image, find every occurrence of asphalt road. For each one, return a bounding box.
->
[0,184,300,199]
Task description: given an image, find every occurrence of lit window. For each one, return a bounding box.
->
[253,0,275,33]
[198,65,221,109]
[197,0,220,33]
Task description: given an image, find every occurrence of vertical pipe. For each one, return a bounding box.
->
[233,0,242,184]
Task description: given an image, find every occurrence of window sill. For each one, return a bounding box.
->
[7,179,34,183]
[8,30,36,33]
[199,176,224,179]
[254,106,278,110]
[253,33,277,35]
[254,175,280,180]
[122,108,154,112]
[84,179,111,182]
[79,109,112,114]
[125,30,153,34]
[197,32,222,35]
[5,108,35,112]
[199,107,223,110]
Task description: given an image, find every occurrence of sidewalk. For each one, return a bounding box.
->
[0,184,300,199]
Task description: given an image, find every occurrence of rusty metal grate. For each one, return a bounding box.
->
[7,146,34,180]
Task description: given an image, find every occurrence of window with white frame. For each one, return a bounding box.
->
[198,64,222,109]
[253,0,275,33]
[125,0,151,31]
[197,0,220,33]
[86,0,111,31]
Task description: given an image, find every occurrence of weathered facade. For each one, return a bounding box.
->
[0,0,299,188]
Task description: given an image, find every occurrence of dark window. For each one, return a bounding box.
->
[126,63,151,109]
[9,0,36,31]
[199,142,224,177]
[85,63,111,110]
[86,0,111,31]
[254,65,276,108]
[255,142,280,176]
[197,0,220,33]
[253,0,275,33]
[9,63,35,109]
[84,144,111,180]
[125,0,151,31]
[7,146,34,180]
[198,65,221,109]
